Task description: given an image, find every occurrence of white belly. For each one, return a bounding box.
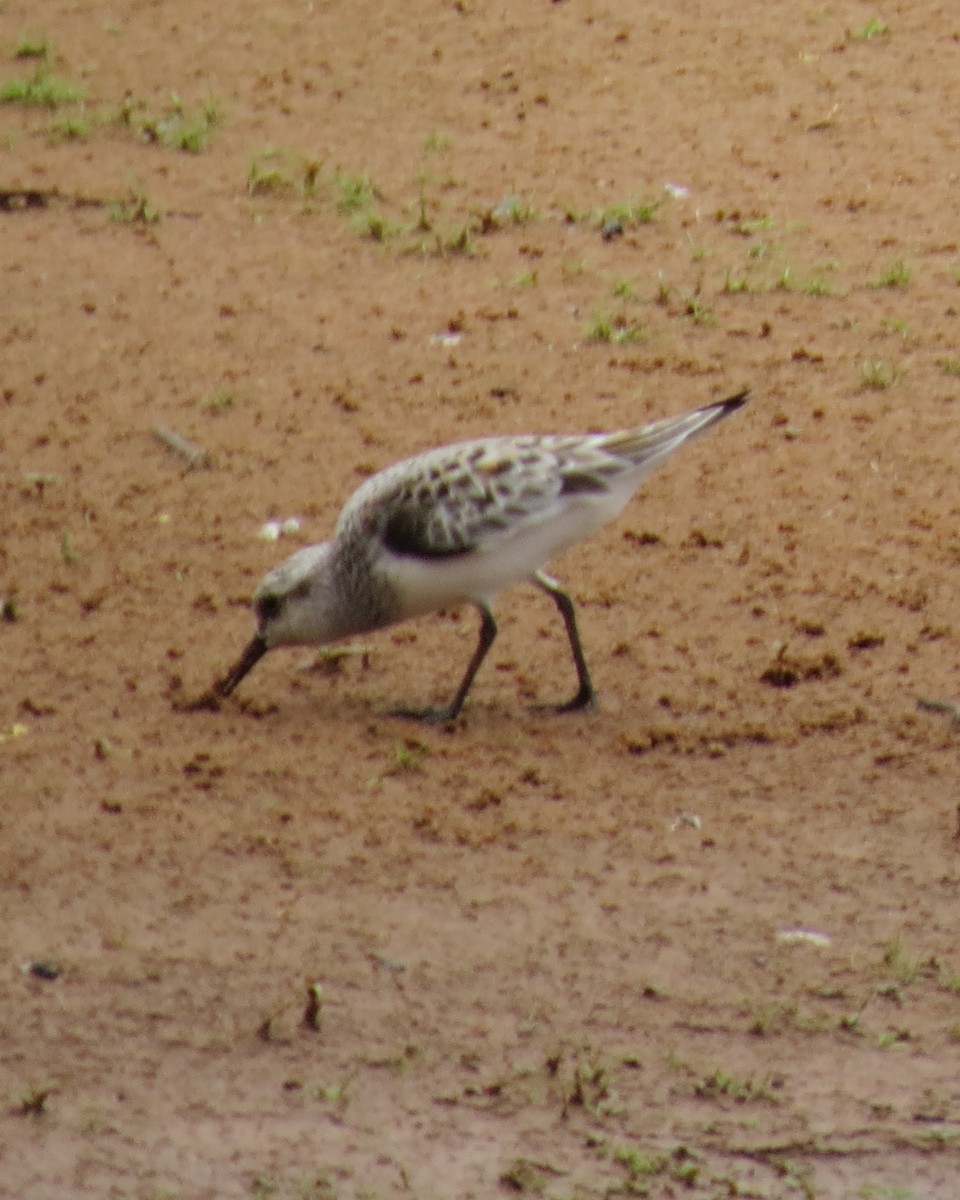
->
[381,487,630,619]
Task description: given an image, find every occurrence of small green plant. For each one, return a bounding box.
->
[166,97,221,152]
[731,214,774,237]
[335,168,379,213]
[485,193,536,227]
[860,359,901,390]
[352,209,402,242]
[433,222,478,257]
[693,1067,772,1102]
[316,1068,356,1103]
[871,259,912,289]
[881,932,919,985]
[654,274,672,306]
[747,1001,793,1037]
[776,266,834,295]
[18,1084,56,1117]
[14,33,51,60]
[247,152,296,195]
[722,270,753,294]
[778,1161,817,1198]
[801,275,835,296]
[173,121,209,154]
[423,130,450,153]
[109,189,161,225]
[410,173,436,232]
[60,531,79,565]
[199,391,234,412]
[682,291,715,324]
[611,276,638,300]
[849,17,890,41]
[385,740,427,775]
[613,1145,660,1176]
[247,149,321,198]
[567,1054,623,1117]
[114,95,143,128]
[594,197,659,229]
[24,471,60,492]
[0,69,83,107]
[499,1159,546,1193]
[632,198,660,224]
[586,312,641,344]
[938,962,960,992]
[121,93,222,153]
[876,1028,912,1048]
[48,111,91,141]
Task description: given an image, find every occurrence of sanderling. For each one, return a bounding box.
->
[211,390,748,720]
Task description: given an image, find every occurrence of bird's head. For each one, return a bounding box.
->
[215,542,339,697]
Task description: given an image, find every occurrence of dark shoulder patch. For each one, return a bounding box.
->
[560,470,608,496]
[382,507,473,559]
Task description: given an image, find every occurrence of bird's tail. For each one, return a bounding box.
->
[601,389,749,466]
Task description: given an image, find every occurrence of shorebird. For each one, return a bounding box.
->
[211,390,748,720]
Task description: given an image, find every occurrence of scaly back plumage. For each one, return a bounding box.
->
[336,391,748,561]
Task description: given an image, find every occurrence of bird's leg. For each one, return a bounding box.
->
[531,570,598,713]
[392,603,497,723]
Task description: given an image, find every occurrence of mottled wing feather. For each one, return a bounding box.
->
[381,503,476,558]
[342,438,572,560]
[337,394,748,561]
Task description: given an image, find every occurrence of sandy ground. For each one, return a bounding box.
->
[2,1,960,1197]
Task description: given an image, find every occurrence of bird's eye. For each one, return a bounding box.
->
[256,593,282,623]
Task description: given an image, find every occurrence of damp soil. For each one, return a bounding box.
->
[2,2,960,1197]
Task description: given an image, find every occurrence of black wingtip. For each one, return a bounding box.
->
[720,388,750,413]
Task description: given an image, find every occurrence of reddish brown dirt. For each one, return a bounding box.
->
[2,2,960,1197]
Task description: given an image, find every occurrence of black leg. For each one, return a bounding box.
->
[531,570,597,712]
[392,603,498,723]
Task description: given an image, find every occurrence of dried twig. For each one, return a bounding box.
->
[151,426,211,470]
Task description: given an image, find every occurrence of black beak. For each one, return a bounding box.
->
[215,633,269,697]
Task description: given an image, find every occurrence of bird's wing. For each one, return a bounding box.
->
[336,392,748,560]
[339,437,591,560]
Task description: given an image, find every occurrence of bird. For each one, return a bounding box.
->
[210,390,748,721]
